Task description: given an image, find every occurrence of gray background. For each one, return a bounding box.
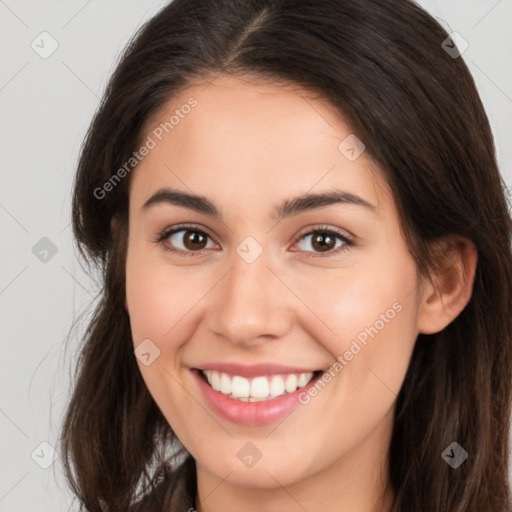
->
[1,1,511,510]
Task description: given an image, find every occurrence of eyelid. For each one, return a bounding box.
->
[158,222,215,239]
[294,224,353,242]
[291,224,354,258]
[154,223,354,257]
[154,222,218,257]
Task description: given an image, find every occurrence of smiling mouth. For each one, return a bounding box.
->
[197,369,324,402]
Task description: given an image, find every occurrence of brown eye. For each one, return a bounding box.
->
[294,227,353,257]
[181,230,208,250]
[159,226,216,255]
[157,225,352,258]
[310,232,337,252]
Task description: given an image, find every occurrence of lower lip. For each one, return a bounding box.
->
[192,369,322,426]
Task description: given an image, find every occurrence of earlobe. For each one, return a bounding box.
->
[417,236,478,335]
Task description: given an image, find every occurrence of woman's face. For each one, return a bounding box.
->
[125,74,423,495]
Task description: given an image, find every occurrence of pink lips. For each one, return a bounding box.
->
[191,365,323,426]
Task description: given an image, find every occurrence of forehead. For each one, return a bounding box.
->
[129,74,392,216]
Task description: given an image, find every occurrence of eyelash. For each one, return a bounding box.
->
[153,223,354,258]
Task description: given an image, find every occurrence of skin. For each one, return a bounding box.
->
[124,74,477,512]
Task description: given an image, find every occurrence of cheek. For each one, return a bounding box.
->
[278,259,419,463]
[299,253,417,340]
[125,251,202,422]
[125,245,207,345]
[299,253,420,393]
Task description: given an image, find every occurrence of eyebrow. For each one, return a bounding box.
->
[141,187,377,221]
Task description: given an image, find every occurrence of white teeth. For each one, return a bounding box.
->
[269,375,285,397]
[220,372,232,395]
[297,373,310,387]
[202,370,315,401]
[284,374,298,393]
[210,371,221,392]
[250,376,269,398]
[231,376,250,398]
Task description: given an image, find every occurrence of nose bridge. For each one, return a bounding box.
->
[206,242,292,344]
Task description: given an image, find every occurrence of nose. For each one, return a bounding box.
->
[204,247,293,347]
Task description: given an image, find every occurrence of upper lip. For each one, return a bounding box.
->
[195,363,322,378]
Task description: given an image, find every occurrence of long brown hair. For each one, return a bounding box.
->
[60,0,512,510]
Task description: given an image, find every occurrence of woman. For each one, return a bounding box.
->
[60,0,512,510]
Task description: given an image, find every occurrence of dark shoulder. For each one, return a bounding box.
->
[128,456,196,512]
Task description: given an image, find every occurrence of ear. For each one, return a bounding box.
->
[417,236,478,334]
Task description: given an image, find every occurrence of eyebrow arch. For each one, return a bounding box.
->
[141,187,377,221]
